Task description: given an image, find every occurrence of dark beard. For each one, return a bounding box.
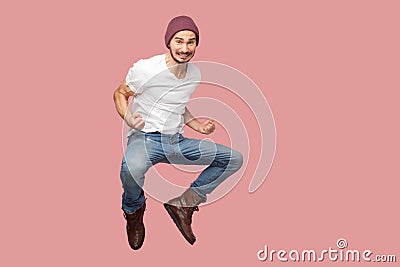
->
[169,49,193,64]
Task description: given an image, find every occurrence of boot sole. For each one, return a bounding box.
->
[164,203,196,245]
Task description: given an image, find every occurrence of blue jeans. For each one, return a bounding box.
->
[120,131,243,214]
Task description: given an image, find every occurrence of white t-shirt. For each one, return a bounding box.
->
[125,54,201,135]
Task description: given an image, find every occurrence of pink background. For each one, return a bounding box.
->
[1,0,399,266]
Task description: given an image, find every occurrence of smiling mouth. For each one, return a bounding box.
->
[177,52,191,58]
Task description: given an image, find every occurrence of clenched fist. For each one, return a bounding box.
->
[125,113,145,130]
[198,119,215,134]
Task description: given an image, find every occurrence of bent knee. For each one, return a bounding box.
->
[231,150,243,169]
[122,158,149,179]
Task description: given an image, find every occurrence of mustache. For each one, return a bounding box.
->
[176,52,192,55]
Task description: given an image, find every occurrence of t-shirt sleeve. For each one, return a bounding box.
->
[125,59,146,94]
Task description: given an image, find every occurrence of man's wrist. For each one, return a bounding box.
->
[187,119,200,132]
[124,113,133,127]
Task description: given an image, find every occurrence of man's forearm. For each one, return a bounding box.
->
[183,107,201,131]
[113,80,137,121]
[113,90,132,121]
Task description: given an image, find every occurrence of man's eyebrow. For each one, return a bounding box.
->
[174,37,196,41]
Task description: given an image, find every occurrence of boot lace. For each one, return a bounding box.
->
[187,206,199,216]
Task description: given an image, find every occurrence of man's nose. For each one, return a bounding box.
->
[181,44,188,52]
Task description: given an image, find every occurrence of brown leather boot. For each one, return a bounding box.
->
[123,200,146,250]
[164,188,205,245]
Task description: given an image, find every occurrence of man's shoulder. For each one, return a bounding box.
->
[134,54,165,68]
[128,54,165,78]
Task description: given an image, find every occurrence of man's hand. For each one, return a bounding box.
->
[183,108,215,134]
[197,119,215,134]
[125,113,145,130]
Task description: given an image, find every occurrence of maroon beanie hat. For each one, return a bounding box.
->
[165,15,199,48]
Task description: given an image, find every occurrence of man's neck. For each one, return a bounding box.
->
[165,53,188,79]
